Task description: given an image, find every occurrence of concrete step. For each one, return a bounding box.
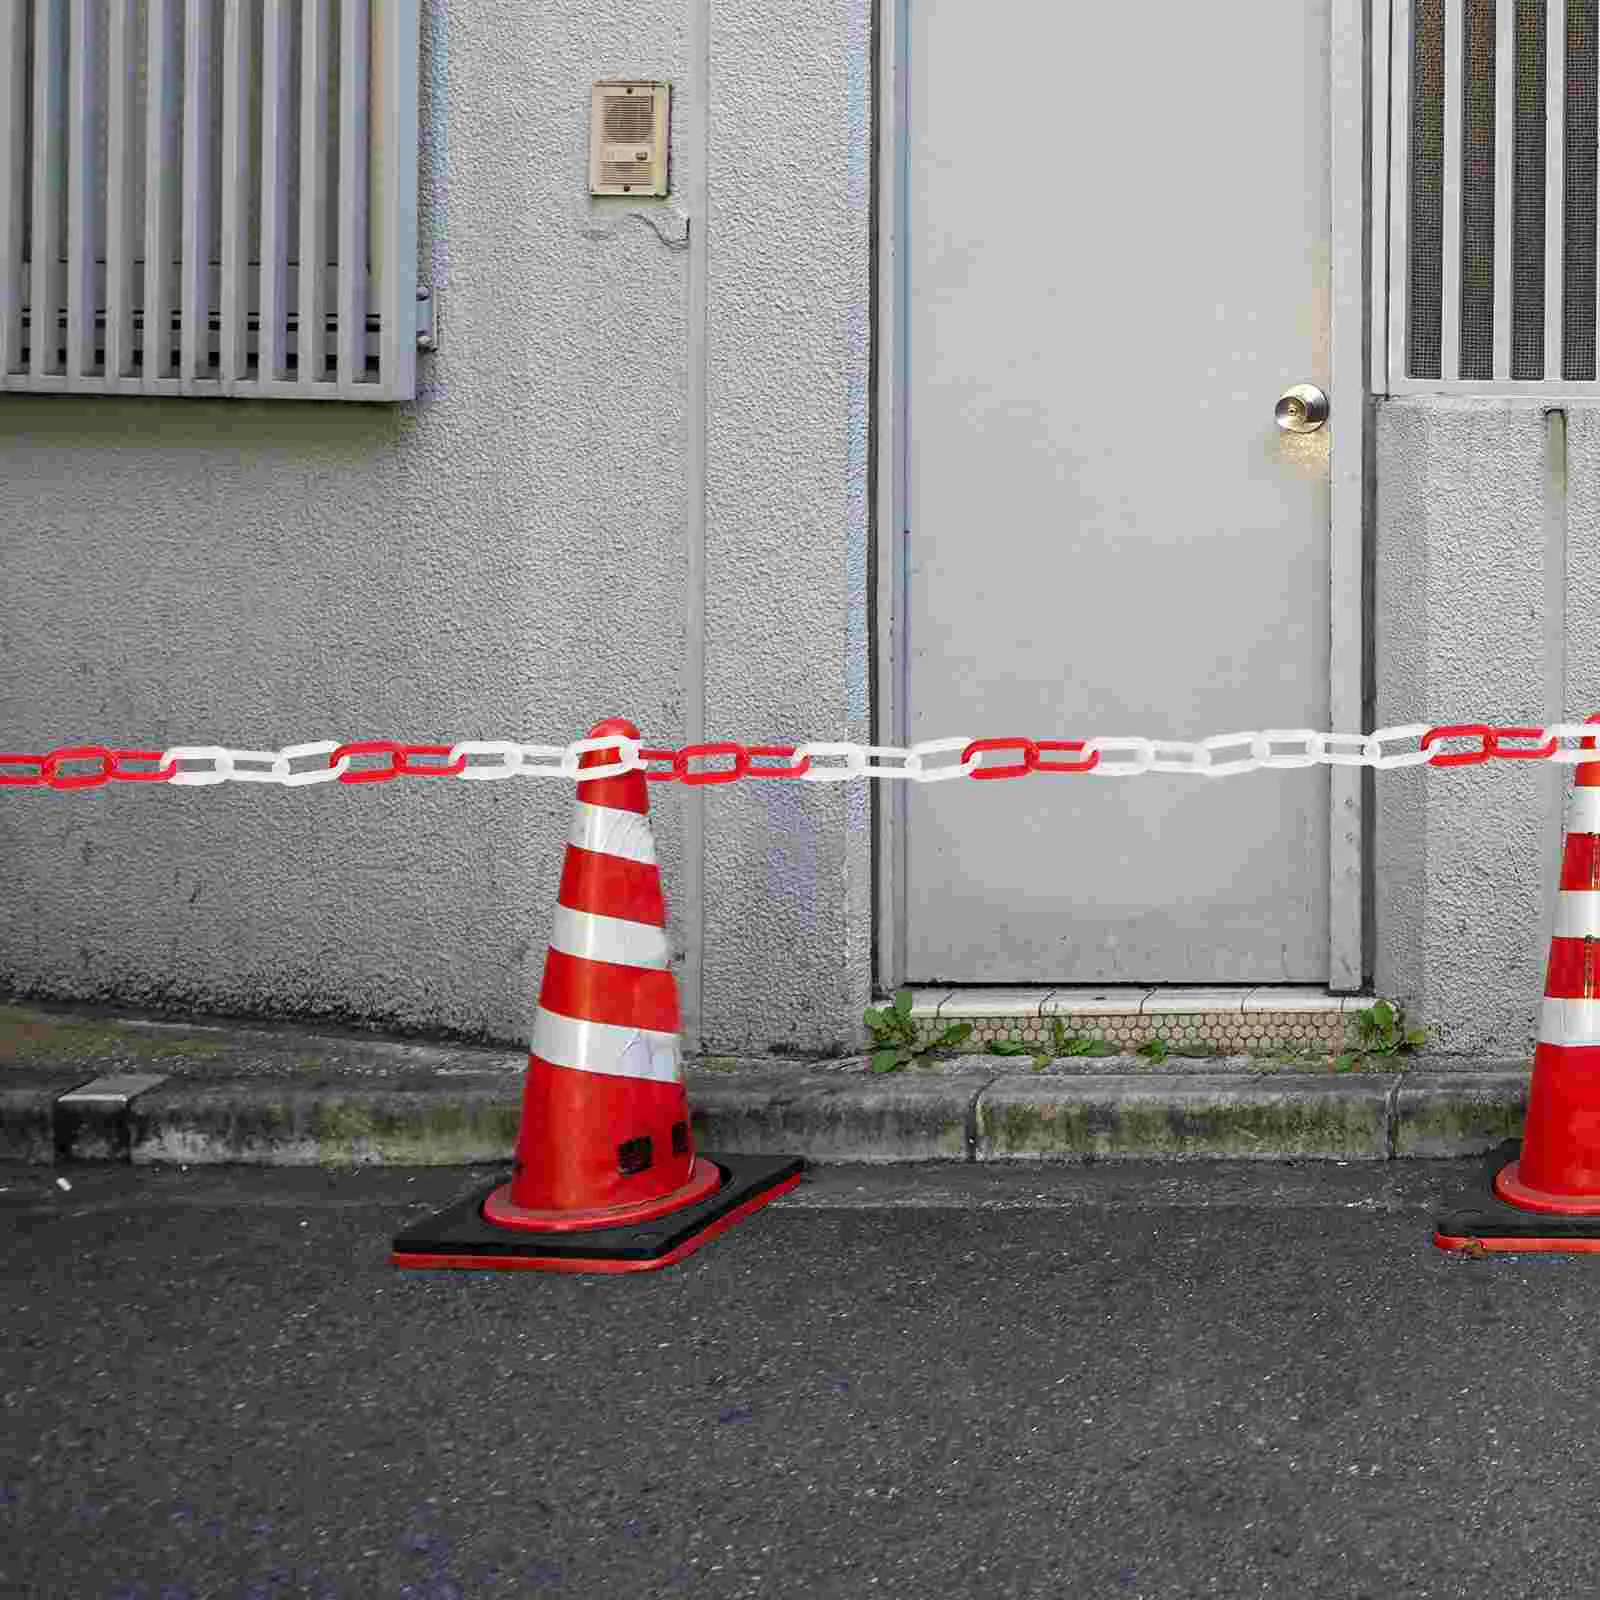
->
[0,1003,1529,1169]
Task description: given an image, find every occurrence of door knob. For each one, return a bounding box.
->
[1275,383,1329,433]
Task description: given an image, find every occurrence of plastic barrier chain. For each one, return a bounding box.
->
[1,723,1598,791]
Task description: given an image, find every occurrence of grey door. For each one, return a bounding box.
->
[903,0,1335,984]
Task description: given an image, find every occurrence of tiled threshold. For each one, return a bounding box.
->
[907,986,1365,1054]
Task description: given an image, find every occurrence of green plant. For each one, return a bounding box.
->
[1062,1036,1118,1057]
[1335,1000,1427,1071]
[987,1039,1032,1056]
[864,990,973,1074]
[1045,1016,1118,1059]
[1246,1041,1333,1072]
[1247,1040,1327,1062]
[1138,1036,1224,1062]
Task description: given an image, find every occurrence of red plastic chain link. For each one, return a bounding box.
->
[641,744,813,781]
[110,749,180,782]
[1423,724,1571,766]
[331,741,406,783]
[42,746,117,790]
[397,745,469,778]
[673,743,751,786]
[746,745,812,779]
[639,747,678,783]
[961,738,1038,779]
[1486,726,1560,760]
[959,738,1102,778]
[1421,725,1494,767]
[1034,739,1101,774]
[0,748,183,787]
[0,753,44,787]
[330,741,469,783]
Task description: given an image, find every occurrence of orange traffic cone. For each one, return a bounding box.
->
[392,718,802,1273]
[1435,716,1600,1251]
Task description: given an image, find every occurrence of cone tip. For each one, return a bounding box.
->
[588,716,641,742]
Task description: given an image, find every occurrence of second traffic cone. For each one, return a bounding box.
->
[392,718,803,1273]
[1436,715,1600,1252]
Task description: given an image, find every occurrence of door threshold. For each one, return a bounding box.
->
[906,986,1367,1055]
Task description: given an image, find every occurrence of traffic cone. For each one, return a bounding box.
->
[1435,715,1600,1252]
[392,718,803,1273]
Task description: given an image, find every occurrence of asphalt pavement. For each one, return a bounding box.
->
[4,1158,1600,1599]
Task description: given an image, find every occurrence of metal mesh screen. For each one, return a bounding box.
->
[1512,0,1548,380]
[1566,0,1599,379]
[1397,0,1600,388]
[1409,0,1447,377]
[1461,0,1499,377]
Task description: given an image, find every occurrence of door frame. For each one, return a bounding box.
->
[871,0,1372,993]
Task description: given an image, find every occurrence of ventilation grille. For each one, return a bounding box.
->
[589,81,669,198]
[0,0,420,402]
[1389,0,1600,391]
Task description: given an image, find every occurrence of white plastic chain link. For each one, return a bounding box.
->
[12,723,1599,790]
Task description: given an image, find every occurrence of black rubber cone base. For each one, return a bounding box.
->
[391,1153,805,1274]
[1434,1140,1600,1253]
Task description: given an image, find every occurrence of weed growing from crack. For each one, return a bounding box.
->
[864,990,973,1074]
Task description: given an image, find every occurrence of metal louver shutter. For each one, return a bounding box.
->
[1387,0,1600,393]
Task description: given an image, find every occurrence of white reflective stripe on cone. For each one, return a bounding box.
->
[548,904,669,971]
[533,1008,681,1083]
[1554,892,1600,939]
[1566,787,1600,836]
[1541,996,1600,1046]
[570,801,657,865]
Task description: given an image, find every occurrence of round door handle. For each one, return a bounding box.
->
[1275,383,1329,434]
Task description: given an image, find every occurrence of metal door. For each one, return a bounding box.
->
[899,0,1337,984]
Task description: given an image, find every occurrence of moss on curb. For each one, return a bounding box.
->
[314,1097,522,1165]
[978,1090,1387,1159]
[1394,1092,1524,1155]
[0,1011,234,1065]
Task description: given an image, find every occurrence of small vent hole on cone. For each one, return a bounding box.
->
[618,1136,654,1176]
[671,1121,690,1156]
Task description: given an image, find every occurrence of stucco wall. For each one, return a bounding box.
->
[0,0,872,1056]
[1375,399,1600,1055]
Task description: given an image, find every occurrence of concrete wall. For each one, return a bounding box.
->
[1375,399,1600,1055]
[0,0,872,1056]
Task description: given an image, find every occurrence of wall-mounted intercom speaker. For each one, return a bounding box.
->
[590,82,671,198]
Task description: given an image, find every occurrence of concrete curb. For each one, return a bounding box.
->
[974,1074,1396,1162]
[0,1003,1535,1167]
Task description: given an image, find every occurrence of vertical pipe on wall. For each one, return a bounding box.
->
[683,0,710,1053]
[872,0,906,990]
[105,0,137,380]
[259,0,290,385]
[336,0,369,391]
[219,0,252,388]
[1543,407,1569,949]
